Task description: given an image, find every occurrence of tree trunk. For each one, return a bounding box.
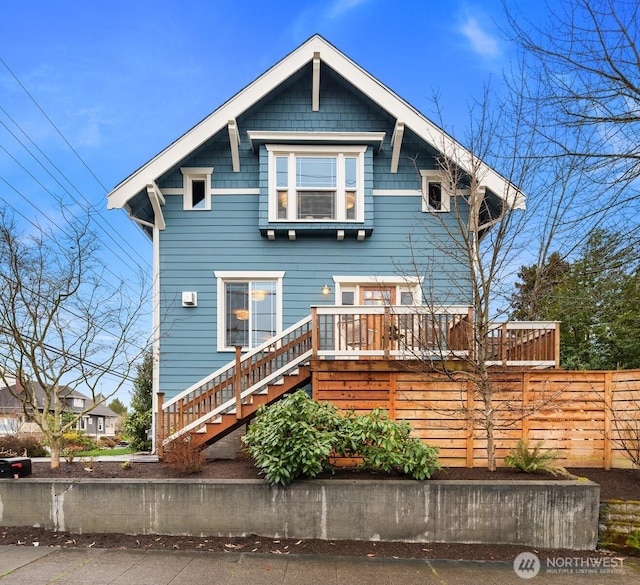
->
[49,443,60,470]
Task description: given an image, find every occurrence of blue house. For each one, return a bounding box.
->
[108,35,554,454]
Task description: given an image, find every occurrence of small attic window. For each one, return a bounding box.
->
[181,167,213,211]
[420,170,451,213]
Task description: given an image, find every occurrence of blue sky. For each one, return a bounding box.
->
[0,0,544,404]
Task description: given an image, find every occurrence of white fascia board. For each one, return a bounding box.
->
[107,35,524,211]
[107,38,324,210]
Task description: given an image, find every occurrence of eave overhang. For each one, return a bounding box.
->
[107,34,525,214]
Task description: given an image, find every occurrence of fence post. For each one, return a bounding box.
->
[235,345,243,420]
[156,392,164,459]
[604,371,613,471]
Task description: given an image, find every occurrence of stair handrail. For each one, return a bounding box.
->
[163,315,312,410]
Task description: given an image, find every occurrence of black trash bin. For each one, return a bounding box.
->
[0,457,32,478]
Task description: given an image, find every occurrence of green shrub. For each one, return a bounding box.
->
[242,391,344,485]
[342,409,441,480]
[504,439,567,476]
[243,391,441,485]
[61,431,97,452]
[163,432,206,475]
[0,435,48,457]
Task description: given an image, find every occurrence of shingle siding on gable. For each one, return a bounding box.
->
[152,64,472,398]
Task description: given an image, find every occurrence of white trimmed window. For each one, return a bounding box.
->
[420,170,451,212]
[215,271,285,351]
[267,145,365,222]
[181,167,213,210]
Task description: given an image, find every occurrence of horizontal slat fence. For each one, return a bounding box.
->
[311,362,640,469]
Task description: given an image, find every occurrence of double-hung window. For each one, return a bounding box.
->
[215,271,284,351]
[268,145,364,222]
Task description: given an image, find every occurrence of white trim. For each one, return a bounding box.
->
[373,189,422,196]
[181,167,213,211]
[420,170,451,213]
[332,275,424,307]
[214,271,285,352]
[266,145,366,223]
[390,121,404,173]
[214,271,286,278]
[161,188,260,195]
[228,120,240,172]
[108,35,524,211]
[146,182,166,231]
[312,52,320,112]
[152,224,161,454]
[248,131,385,152]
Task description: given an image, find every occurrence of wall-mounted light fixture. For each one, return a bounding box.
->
[321,284,331,296]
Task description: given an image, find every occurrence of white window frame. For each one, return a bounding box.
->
[215,271,285,351]
[73,397,84,408]
[333,276,424,306]
[97,417,104,432]
[181,167,213,211]
[266,145,365,222]
[420,170,451,213]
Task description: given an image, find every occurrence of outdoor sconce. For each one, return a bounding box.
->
[321,284,331,296]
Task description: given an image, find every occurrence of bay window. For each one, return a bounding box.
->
[268,145,364,222]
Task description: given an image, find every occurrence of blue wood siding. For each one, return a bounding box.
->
[154,62,473,398]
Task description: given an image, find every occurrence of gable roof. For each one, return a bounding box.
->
[107,34,525,212]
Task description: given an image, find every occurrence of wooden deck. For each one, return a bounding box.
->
[158,306,561,455]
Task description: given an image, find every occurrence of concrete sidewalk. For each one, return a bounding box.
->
[0,546,638,584]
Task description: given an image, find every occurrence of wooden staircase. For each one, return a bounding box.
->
[157,316,313,455]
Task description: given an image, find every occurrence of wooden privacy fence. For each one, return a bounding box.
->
[311,363,640,469]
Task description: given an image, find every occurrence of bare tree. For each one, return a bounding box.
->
[397,79,596,470]
[0,206,148,468]
[504,0,640,212]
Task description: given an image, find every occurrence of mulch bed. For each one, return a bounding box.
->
[0,459,636,561]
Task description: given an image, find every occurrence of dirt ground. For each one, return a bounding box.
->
[0,459,636,562]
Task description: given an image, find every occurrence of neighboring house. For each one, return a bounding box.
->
[107,35,556,454]
[0,384,119,438]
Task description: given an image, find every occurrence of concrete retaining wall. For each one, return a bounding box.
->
[0,479,599,550]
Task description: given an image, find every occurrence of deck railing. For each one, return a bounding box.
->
[158,306,559,451]
[312,306,559,366]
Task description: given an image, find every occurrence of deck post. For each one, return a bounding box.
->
[235,345,243,420]
[156,392,164,458]
[501,323,508,366]
[554,322,561,368]
[383,306,390,359]
[311,307,319,359]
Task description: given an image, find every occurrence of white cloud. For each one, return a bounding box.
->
[328,0,370,19]
[459,16,500,58]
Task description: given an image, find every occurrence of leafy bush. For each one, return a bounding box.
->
[163,432,206,475]
[98,436,117,449]
[342,409,441,480]
[243,391,441,485]
[0,435,48,457]
[242,391,343,485]
[504,439,568,476]
[60,431,97,452]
